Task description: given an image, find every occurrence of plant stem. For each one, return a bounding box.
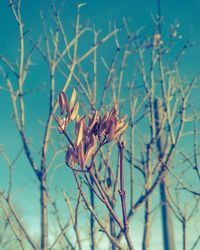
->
[40,172,48,250]
[118,141,134,250]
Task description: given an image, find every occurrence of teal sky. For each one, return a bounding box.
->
[1,0,200,249]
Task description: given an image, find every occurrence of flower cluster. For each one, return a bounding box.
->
[57,90,128,170]
[57,89,79,133]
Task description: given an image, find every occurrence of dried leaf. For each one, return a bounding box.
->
[77,142,84,169]
[57,117,66,133]
[114,122,128,138]
[76,119,84,147]
[108,105,117,121]
[70,102,79,120]
[90,134,96,148]
[64,117,70,127]
[105,119,113,133]
[102,112,109,123]
[76,114,80,124]
[116,115,127,130]
[98,121,106,138]
[88,111,99,131]
[59,91,67,115]
[90,122,98,135]
[98,112,108,137]
[66,147,77,168]
[106,115,117,133]
[107,122,116,141]
[65,149,71,165]
[85,135,91,143]
[82,117,87,135]
[88,114,92,124]
[70,158,76,168]
[84,145,95,166]
[68,88,76,112]
[69,147,78,162]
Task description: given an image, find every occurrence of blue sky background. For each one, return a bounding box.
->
[0,0,200,249]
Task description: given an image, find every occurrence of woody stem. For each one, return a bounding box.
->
[118,141,134,250]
